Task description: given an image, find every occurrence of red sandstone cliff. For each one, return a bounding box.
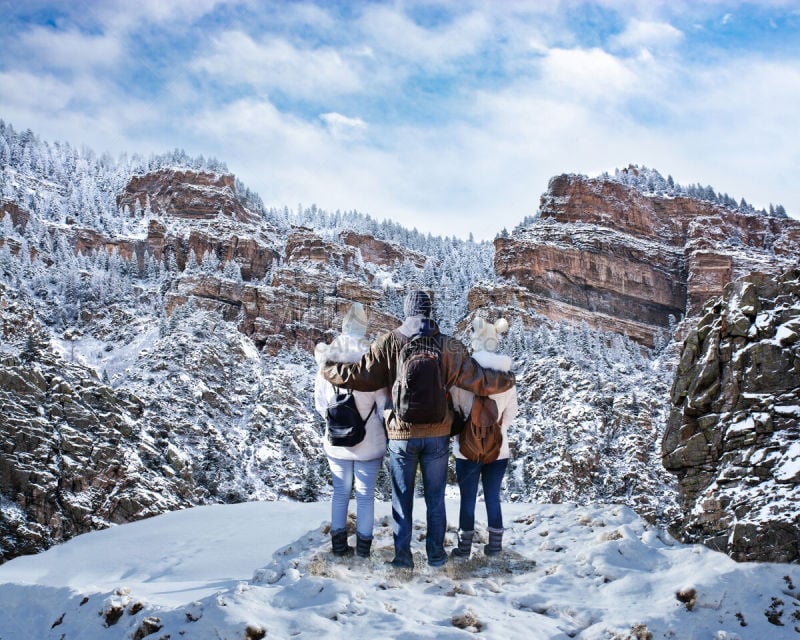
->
[480,174,800,345]
[80,170,410,353]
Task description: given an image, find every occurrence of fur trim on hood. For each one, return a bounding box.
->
[472,349,513,372]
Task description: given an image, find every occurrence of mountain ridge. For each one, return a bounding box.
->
[1,121,797,567]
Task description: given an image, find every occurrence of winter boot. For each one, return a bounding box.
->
[356,533,372,558]
[484,527,504,556]
[330,528,354,557]
[450,530,474,559]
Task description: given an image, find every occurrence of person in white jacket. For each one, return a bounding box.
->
[449,317,518,558]
[314,303,389,558]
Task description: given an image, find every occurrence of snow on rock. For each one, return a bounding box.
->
[2,120,797,579]
[664,269,800,562]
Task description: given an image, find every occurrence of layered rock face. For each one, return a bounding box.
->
[66,170,408,352]
[163,226,402,354]
[118,170,257,224]
[662,270,800,562]
[75,169,283,281]
[339,230,428,269]
[489,174,800,345]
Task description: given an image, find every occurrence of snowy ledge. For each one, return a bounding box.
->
[1,500,798,639]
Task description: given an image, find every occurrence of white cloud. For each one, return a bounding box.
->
[358,6,491,66]
[656,57,800,213]
[0,67,167,158]
[189,98,382,199]
[320,112,367,140]
[92,0,238,32]
[192,31,363,98]
[609,19,684,52]
[540,47,638,101]
[0,71,74,112]
[16,27,123,70]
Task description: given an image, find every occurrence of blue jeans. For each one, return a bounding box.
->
[455,457,509,531]
[387,436,450,567]
[327,456,383,538]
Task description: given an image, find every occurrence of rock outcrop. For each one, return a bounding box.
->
[70,169,284,281]
[339,230,428,269]
[118,170,258,224]
[163,226,403,354]
[662,270,800,562]
[488,174,800,345]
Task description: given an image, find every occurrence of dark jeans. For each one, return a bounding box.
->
[455,457,509,531]
[387,436,450,567]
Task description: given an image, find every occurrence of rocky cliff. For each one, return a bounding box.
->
[486,173,800,346]
[163,226,402,354]
[662,270,800,562]
[93,168,282,281]
[0,164,440,561]
[0,285,195,561]
[3,123,798,568]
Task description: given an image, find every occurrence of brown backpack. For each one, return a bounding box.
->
[459,395,503,464]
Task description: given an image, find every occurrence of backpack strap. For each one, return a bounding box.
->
[334,385,376,422]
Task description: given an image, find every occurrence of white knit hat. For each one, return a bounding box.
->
[471,317,509,353]
[342,302,368,337]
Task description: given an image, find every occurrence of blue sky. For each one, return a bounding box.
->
[1,0,799,239]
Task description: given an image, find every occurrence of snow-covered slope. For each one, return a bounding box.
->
[0,500,798,639]
[1,120,796,573]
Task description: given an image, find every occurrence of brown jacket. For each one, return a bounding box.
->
[321,322,515,440]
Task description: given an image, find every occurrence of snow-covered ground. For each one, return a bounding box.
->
[1,500,798,639]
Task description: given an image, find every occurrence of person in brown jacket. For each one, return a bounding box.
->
[321,290,515,568]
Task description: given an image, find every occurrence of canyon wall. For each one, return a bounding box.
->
[485,174,800,345]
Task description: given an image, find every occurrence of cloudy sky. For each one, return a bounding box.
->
[1,0,798,239]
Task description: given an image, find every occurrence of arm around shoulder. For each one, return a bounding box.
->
[446,337,515,396]
[321,333,392,391]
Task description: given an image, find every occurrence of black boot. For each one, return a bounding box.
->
[484,527,503,556]
[450,530,474,559]
[331,528,354,556]
[356,534,372,558]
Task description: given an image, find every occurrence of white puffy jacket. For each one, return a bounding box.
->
[314,333,389,461]
[451,350,518,461]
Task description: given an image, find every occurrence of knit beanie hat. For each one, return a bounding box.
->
[471,317,509,353]
[342,302,368,337]
[403,289,433,318]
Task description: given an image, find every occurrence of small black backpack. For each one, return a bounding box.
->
[392,331,447,424]
[326,388,374,447]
